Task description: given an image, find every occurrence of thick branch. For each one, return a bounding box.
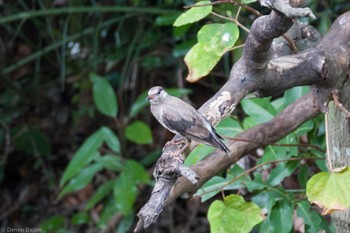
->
[167,92,320,202]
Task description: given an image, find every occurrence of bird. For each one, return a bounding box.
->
[147,86,230,156]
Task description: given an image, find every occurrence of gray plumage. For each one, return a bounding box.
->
[147,86,230,156]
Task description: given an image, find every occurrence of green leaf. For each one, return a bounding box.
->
[267,161,299,186]
[283,86,309,107]
[117,213,134,233]
[60,129,104,187]
[155,13,180,26]
[124,160,150,184]
[40,215,65,232]
[84,180,115,211]
[97,197,120,229]
[90,73,118,117]
[14,127,52,155]
[208,194,263,233]
[307,167,350,213]
[71,213,90,225]
[58,163,103,199]
[293,120,314,136]
[297,165,309,189]
[185,23,239,82]
[296,201,322,233]
[260,199,293,233]
[125,121,153,144]
[215,117,242,137]
[101,127,121,153]
[114,173,138,215]
[185,144,214,166]
[173,1,212,27]
[196,176,227,202]
[259,135,298,163]
[95,154,123,172]
[241,98,276,124]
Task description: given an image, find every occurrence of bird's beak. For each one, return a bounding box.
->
[146,95,152,102]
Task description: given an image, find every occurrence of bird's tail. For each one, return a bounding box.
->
[213,132,231,157]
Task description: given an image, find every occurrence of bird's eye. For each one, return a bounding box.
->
[157,89,162,95]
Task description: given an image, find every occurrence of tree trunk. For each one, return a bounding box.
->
[328,75,350,232]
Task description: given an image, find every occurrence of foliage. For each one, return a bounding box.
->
[307,167,350,214]
[189,87,333,232]
[208,194,263,233]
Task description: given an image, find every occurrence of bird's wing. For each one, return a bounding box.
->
[161,97,212,139]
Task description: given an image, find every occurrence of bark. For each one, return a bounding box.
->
[135,1,350,231]
[329,77,350,232]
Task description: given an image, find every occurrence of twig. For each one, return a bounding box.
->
[211,12,250,33]
[199,156,325,196]
[225,136,325,153]
[325,113,333,171]
[227,43,245,51]
[332,91,350,118]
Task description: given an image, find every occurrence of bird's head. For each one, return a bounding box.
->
[147,86,167,104]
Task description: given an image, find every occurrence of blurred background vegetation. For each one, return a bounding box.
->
[0,0,349,232]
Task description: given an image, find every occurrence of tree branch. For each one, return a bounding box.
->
[135,6,350,231]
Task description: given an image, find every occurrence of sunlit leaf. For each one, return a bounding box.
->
[307,167,350,213]
[58,163,103,199]
[84,180,115,211]
[185,23,239,82]
[90,73,118,117]
[173,1,212,27]
[60,129,104,186]
[125,121,153,144]
[208,194,263,233]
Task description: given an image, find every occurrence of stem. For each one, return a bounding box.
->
[211,12,250,33]
[200,157,324,196]
[325,113,333,171]
[332,91,350,117]
[225,136,325,153]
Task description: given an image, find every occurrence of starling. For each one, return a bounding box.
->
[147,86,230,156]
